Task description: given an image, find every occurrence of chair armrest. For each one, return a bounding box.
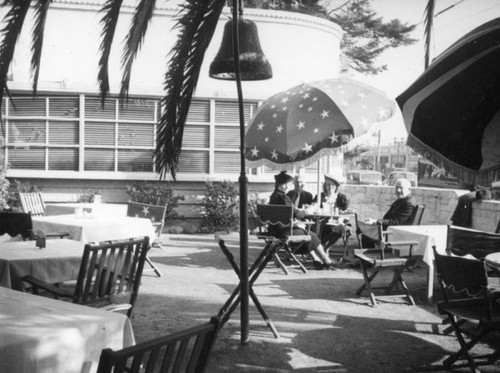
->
[22,275,73,298]
[100,303,132,313]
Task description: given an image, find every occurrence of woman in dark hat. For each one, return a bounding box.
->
[313,174,350,250]
[268,171,336,270]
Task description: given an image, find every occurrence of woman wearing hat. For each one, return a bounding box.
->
[313,174,350,251]
[268,171,336,270]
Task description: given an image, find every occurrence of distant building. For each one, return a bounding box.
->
[1,1,343,203]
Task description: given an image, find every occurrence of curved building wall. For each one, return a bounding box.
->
[2,1,342,198]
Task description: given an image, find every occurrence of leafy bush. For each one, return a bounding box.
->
[6,180,41,212]
[198,180,239,233]
[77,189,101,203]
[126,181,184,219]
[0,164,9,211]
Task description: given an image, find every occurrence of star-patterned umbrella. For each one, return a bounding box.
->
[245,77,399,169]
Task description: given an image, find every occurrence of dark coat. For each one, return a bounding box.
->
[380,195,416,229]
[313,192,349,211]
[286,190,313,208]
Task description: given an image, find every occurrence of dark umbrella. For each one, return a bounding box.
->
[396,17,500,186]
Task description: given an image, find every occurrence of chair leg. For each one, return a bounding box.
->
[284,246,308,274]
[356,262,379,306]
[144,256,162,277]
[272,252,290,275]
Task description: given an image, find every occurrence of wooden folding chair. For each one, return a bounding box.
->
[19,192,46,216]
[433,247,500,372]
[22,236,150,318]
[97,316,220,373]
[256,204,311,275]
[354,204,425,306]
[127,201,168,277]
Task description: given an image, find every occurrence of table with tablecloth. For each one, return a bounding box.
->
[0,238,85,291]
[386,225,448,303]
[32,214,156,243]
[0,286,135,373]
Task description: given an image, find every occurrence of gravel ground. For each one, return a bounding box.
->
[131,232,500,373]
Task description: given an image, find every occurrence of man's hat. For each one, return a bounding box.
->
[274,171,294,185]
[324,174,340,187]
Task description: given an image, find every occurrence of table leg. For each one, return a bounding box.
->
[216,238,281,338]
[426,260,434,303]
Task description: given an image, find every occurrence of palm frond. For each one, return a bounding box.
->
[0,0,31,114]
[98,0,123,107]
[119,0,156,100]
[423,0,435,69]
[31,0,51,96]
[156,0,226,179]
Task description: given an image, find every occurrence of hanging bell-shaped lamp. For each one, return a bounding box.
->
[209,17,272,81]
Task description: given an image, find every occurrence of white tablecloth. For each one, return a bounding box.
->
[0,287,135,373]
[387,225,448,302]
[0,239,85,290]
[33,215,156,243]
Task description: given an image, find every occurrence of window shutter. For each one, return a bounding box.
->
[183,125,209,148]
[49,148,78,170]
[119,99,156,121]
[214,151,240,173]
[84,149,115,171]
[49,121,79,144]
[118,150,153,172]
[118,123,154,147]
[8,97,46,116]
[214,126,239,149]
[85,122,115,146]
[49,97,79,117]
[178,150,208,173]
[85,97,116,119]
[8,147,45,169]
[187,100,210,122]
[8,120,46,143]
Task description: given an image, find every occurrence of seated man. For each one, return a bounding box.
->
[313,174,350,249]
[286,175,313,208]
[450,185,492,228]
[268,171,336,270]
[357,178,415,248]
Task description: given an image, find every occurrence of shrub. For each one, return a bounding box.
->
[126,181,184,219]
[6,180,41,212]
[0,163,9,211]
[198,180,239,233]
[77,189,101,203]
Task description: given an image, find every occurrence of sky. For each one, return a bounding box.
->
[330,0,500,144]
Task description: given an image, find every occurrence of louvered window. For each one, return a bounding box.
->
[3,94,260,178]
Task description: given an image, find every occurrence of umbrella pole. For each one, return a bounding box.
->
[317,158,321,206]
[231,1,249,345]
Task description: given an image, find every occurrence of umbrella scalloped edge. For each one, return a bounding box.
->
[407,133,500,187]
[246,141,356,171]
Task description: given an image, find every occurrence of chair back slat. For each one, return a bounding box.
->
[19,193,45,217]
[256,204,293,233]
[96,316,220,373]
[73,237,150,317]
[446,225,500,259]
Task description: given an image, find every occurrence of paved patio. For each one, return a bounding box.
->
[130,232,500,372]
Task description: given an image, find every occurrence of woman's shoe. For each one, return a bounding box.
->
[313,260,324,270]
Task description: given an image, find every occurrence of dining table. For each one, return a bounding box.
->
[0,238,85,291]
[0,286,135,373]
[386,224,448,303]
[32,214,156,243]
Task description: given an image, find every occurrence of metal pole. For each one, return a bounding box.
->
[231,0,249,345]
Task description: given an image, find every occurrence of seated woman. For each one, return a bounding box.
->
[313,175,350,250]
[269,171,336,270]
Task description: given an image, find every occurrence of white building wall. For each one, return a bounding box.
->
[6,2,342,100]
